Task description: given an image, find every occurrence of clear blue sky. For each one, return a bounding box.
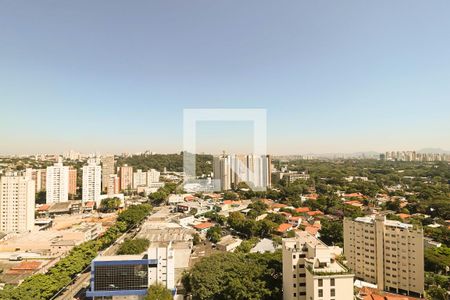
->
[1,0,449,155]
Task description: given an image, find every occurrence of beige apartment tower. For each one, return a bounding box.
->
[119,164,133,191]
[343,215,424,297]
[101,155,115,192]
[283,231,354,300]
[0,174,35,233]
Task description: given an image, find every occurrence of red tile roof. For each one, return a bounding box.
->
[37,204,50,212]
[295,207,310,213]
[307,210,324,216]
[277,223,292,233]
[223,200,241,205]
[305,225,320,236]
[396,213,411,220]
[343,192,365,198]
[305,193,319,200]
[359,287,423,300]
[193,222,215,230]
[272,203,287,209]
[84,201,95,208]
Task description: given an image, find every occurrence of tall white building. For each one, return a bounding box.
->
[46,158,69,203]
[147,169,160,184]
[133,169,147,188]
[283,231,354,300]
[213,154,272,190]
[82,158,102,205]
[0,173,35,233]
[147,242,175,290]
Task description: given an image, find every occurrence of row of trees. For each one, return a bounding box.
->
[0,204,152,300]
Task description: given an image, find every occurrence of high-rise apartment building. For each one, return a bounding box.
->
[283,231,354,300]
[101,155,115,193]
[147,169,160,183]
[213,154,272,190]
[106,174,120,195]
[343,215,424,297]
[68,168,77,196]
[133,169,147,188]
[46,158,69,203]
[119,164,133,191]
[25,168,46,193]
[0,173,35,233]
[82,158,102,205]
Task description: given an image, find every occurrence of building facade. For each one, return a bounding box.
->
[343,215,424,297]
[82,158,102,205]
[283,231,354,300]
[87,244,175,300]
[106,174,120,195]
[101,155,115,193]
[46,158,69,203]
[133,169,147,189]
[0,173,35,233]
[68,167,77,196]
[25,168,46,193]
[213,154,272,190]
[119,164,133,191]
[147,169,160,184]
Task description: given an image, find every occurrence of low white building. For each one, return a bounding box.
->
[282,231,354,300]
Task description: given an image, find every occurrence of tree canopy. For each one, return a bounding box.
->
[182,251,282,300]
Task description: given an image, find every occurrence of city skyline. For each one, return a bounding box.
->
[1,1,450,154]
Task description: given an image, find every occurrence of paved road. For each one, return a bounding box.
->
[53,227,137,300]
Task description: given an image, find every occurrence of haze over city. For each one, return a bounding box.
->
[1,1,449,155]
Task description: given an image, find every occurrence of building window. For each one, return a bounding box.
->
[318,289,323,298]
[318,279,323,287]
[330,278,335,286]
[331,288,335,297]
[293,293,296,297]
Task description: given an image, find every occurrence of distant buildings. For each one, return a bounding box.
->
[282,231,354,300]
[82,158,102,205]
[343,215,424,297]
[0,173,35,233]
[46,158,69,203]
[382,150,450,162]
[87,244,175,299]
[25,168,46,193]
[133,169,161,189]
[133,169,147,188]
[273,171,310,185]
[213,154,272,190]
[101,155,115,192]
[147,168,161,183]
[119,164,133,191]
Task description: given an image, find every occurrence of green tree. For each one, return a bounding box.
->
[183,251,282,300]
[145,284,173,300]
[206,226,222,243]
[192,233,201,246]
[117,238,150,255]
[100,197,121,212]
[320,219,343,246]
